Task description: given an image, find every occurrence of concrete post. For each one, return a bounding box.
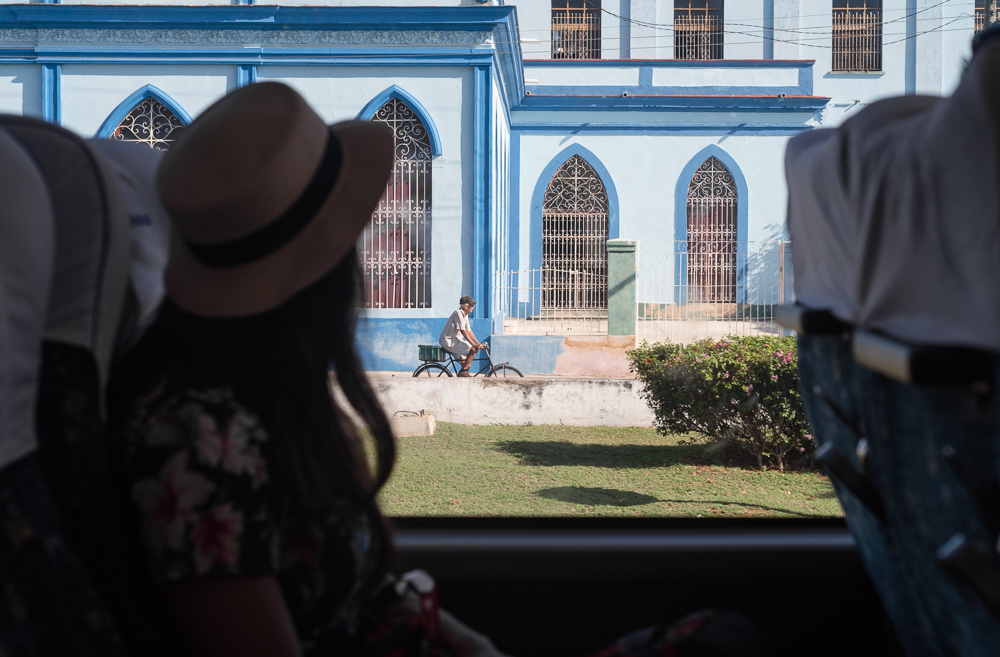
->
[607,239,636,338]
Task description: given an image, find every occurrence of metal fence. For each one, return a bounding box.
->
[674,14,724,60]
[832,5,882,72]
[551,5,601,59]
[492,268,608,335]
[636,240,791,345]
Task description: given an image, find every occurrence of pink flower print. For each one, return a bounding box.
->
[191,504,243,574]
[189,406,256,477]
[133,452,214,554]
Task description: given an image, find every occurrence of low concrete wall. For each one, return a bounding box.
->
[359,376,655,427]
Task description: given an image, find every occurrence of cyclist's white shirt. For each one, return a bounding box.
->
[439,308,471,349]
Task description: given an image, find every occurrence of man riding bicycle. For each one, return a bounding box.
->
[439,295,485,377]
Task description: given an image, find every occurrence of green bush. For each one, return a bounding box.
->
[627,336,813,472]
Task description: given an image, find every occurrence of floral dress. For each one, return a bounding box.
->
[122,381,381,654]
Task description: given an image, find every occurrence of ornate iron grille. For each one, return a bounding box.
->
[362,97,432,309]
[551,0,602,59]
[542,154,609,310]
[687,156,737,303]
[111,97,185,151]
[674,1,724,60]
[832,1,882,72]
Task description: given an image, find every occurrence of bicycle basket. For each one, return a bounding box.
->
[418,345,446,362]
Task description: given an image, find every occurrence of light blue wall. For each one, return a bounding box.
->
[0,64,41,117]
[60,65,235,136]
[357,316,492,372]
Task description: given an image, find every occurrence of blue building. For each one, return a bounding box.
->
[0,0,975,374]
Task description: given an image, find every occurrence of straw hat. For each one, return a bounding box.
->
[158,82,394,318]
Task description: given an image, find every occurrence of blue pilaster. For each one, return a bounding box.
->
[41,64,60,124]
[473,64,490,319]
[237,64,258,88]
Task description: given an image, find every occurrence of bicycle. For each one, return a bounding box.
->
[413,343,523,378]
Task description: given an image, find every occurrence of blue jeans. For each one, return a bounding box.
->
[798,335,1000,657]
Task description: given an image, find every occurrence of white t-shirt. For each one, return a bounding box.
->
[439,308,471,349]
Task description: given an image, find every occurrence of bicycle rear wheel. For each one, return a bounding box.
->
[489,365,524,378]
[413,363,452,377]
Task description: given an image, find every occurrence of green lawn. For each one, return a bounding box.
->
[379,423,843,518]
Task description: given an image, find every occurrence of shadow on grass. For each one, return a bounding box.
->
[537,487,660,506]
[498,440,706,468]
[536,487,820,517]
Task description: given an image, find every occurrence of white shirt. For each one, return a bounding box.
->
[786,48,1000,352]
[439,308,471,349]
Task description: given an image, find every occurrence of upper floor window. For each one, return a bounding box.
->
[111,97,185,151]
[674,0,724,61]
[832,0,882,72]
[977,0,988,34]
[362,97,433,309]
[551,0,601,60]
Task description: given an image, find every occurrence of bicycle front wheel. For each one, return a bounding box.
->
[489,365,524,378]
[413,363,453,378]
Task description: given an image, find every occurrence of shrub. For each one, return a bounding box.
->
[627,336,812,471]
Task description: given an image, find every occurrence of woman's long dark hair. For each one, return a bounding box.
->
[109,248,395,589]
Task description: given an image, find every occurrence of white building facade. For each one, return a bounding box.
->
[0,0,975,373]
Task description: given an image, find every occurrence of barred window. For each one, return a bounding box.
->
[362,97,432,309]
[832,0,882,72]
[542,154,609,310]
[686,156,737,303]
[977,0,987,34]
[111,97,185,151]
[674,0,724,61]
[551,0,601,60]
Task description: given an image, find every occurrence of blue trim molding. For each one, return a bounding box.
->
[94,85,193,138]
[512,123,813,136]
[519,94,829,112]
[0,5,526,110]
[41,63,60,124]
[529,143,620,273]
[674,145,750,304]
[356,85,443,157]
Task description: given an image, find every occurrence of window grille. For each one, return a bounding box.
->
[111,97,185,151]
[674,0,724,61]
[976,1,987,34]
[362,97,432,309]
[542,154,609,311]
[551,0,601,60]
[686,156,737,304]
[832,0,882,72]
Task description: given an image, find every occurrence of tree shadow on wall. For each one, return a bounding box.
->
[498,440,707,469]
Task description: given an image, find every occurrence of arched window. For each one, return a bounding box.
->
[686,156,737,303]
[363,97,432,309]
[541,154,609,310]
[110,97,185,151]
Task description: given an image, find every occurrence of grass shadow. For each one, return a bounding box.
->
[536,487,821,517]
[536,487,660,506]
[498,440,707,468]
